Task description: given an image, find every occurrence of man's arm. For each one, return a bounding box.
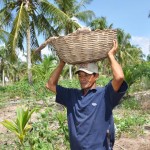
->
[46,60,66,93]
[108,40,124,92]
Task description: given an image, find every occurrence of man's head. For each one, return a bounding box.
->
[75,62,99,90]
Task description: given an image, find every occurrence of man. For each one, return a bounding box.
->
[46,40,128,150]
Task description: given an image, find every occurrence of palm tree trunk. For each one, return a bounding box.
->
[25,0,32,84]
[2,69,5,86]
[27,27,32,84]
[69,65,72,79]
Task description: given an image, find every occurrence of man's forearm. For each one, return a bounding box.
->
[108,54,124,81]
[46,60,65,93]
[108,54,124,92]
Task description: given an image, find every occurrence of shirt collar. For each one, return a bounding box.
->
[81,87,98,96]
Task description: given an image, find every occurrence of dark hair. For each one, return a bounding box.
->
[93,73,96,76]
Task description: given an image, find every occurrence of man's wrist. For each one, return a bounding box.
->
[108,53,115,59]
[59,60,66,67]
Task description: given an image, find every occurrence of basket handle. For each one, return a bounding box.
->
[34,37,58,53]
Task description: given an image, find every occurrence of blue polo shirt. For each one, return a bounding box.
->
[56,81,128,150]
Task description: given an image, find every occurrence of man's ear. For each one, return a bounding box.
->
[95,73,99,80]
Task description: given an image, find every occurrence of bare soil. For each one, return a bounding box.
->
[0,100,150,150]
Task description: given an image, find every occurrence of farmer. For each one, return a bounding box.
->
[46,40,128,150]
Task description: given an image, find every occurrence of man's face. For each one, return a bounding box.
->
[78,71,98,89]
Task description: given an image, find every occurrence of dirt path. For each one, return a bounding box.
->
[0,101,150,150]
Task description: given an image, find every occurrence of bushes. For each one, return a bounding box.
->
[120,97,141,110]
[0,80,53,100]
[114,97,149,138]
[23,107,69,150]
[114,112,148,138]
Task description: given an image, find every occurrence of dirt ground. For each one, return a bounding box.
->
[0,102,150,150]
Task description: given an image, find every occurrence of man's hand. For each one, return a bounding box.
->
[107,40,124,92]
[108,40,118,56]
[46,59,66,93]
[59,59,66,66]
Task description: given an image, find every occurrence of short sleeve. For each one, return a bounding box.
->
[56,85,70,107]
[105,80,128,109]
[56,85,80,107]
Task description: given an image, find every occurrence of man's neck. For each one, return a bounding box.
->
[83,84,96,95]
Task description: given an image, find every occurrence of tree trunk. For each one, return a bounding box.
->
[27,27,32,84]
[2,69,5,86]
[25,0,32,84]
[69,65,72,79]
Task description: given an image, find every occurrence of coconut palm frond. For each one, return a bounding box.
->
[0,6,13,27]
[35,14,59,37]
[54,0,75,13]
[7,3,29,61]
[39,0,80,28]
[88,17,113,30]
[75,10,95,23]
[17,31,24,51]
[30,21,39,50]
[0,29,9,43]
[75,0,93,10]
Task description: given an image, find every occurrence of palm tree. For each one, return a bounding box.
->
[0,46,9,86]
[0,29,9,44]
[10,59,27,82]
[54,0,95,33]
[32,55,57,82]
[88,17,113,30]
[117,29,144,66]
[147,54,150,61]
[0,45,27,85]
[0,0,80,84]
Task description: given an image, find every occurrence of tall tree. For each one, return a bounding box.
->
[88,17,113,30]
[0,0,79,84]
[117,29,144,66]
[147,54,150,61]
[0,46,9,86]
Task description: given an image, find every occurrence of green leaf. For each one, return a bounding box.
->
[0,120,19,136]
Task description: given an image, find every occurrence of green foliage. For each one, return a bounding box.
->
[59,79,80,88]
[1,107,36,145]
[0,79,53,101]
[120,97,140,110]
[25,107,70,150]
[147,54,150,61]
[88,17,113,30]
[114,96,149,137]
[114,112,147,137]
[0,81,31,99]
[32,55,57,83]
[96,75,111,86]
[123,61,150,88]
[56,110,69,145]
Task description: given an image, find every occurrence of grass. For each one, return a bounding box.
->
[114,97,150,138]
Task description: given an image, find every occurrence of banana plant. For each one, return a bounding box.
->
[1,107,36,145]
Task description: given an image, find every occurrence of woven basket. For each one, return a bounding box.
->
[50,29,117,64]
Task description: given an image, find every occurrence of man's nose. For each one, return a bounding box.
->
[80,76,86,80]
